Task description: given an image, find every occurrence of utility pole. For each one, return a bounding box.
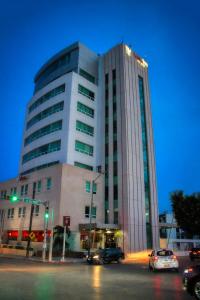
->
[26,182,36,257]
[87,172,103,257]
[42,202,49,262]
[61,225,66,262]
[48,208,54,262]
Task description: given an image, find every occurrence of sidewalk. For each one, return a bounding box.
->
[0,253,85,264]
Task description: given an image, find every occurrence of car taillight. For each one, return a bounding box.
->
[184,268,193,273]
[172,255,177,260]
[154,256,158,261]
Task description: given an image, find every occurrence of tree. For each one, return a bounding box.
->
[170,191,200,237]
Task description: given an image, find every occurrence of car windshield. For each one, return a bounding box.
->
[157,250,173,256]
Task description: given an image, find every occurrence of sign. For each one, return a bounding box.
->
[29,232,36,240]
[63,216,70,227]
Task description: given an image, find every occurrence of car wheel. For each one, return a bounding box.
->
[87,259,93,265]
[103,258,110,264]
[194,280,200,300]
[174,268,179,273]
[117,257,122,264]
[190,257,194,262]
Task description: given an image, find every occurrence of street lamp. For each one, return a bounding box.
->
[88,172,104,257]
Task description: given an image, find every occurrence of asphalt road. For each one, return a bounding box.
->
[0,256,194,300]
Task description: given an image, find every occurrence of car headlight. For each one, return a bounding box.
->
[93,255,99,259]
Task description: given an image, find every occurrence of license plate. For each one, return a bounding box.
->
[164,264,170,267]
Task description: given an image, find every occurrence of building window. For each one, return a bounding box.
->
[33,205,40,216]
[29,84,65,113]
[22,140,61,164]
[85,181,91,193]
[77,102,94,118]
[84,206,96,218]
[74,161,93,171]
[79,68,95,84]
[8,208,14,219]
[138,75,152,248]
[1,190,7,199]
[20,185,24,196]
[37,180,42,193]
[78,84,95,101]
[18,207,26,218]
[24,120,62,146]
[20,161,59,176]
[85,206,90,218]
[93,183,97,194]
[75,140,93,156]
[76,120,94,136]
[114,211,118,224]
[26,101,64,130]
[46,178,52,190]
[24,184,28,195]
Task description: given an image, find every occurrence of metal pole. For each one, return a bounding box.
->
[26,183,36,257]
[48,208,54,262]
[42,202,49,262]
[87,172,103,257]
[61,225,66,262]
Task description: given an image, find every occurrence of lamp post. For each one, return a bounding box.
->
[87,172,103,257]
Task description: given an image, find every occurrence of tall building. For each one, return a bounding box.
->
[0,42,159,253]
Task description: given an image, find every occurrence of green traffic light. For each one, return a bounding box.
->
[10,195,19,202]
[45,213,49,219]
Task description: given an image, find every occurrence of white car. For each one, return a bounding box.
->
[148,249,179,272]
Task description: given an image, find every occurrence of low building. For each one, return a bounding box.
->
[0,163,121,252]
[159,212,200,251]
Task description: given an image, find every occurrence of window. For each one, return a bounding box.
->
[26,101,64,129]
[76,120,94,136]
[46,178,52,190]
[84,206,96,218]
[91,207,96,218]
[37,180,41,193]
[85,206,90,218]
[29,84,65,113]
[22,140,61,164]
[78,84,95,101]
[8,208,14,219]
[114,211,118,224]
[18,207,26,218]
[24,120,62,146]
[77,102,94,118]
[20,161,59,176]
[24,184,28,195]
[33,205,40,216]
[75,140,93,156]
[79,69,95,84]
[92,183,97,194]
[85,181,91,193]
[74,162,93,171]
[20,185,24,196]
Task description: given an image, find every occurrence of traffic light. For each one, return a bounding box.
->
[9,195,19,203]
[44,206,49,219]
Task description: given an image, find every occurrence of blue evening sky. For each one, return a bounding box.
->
[0,0,199,212]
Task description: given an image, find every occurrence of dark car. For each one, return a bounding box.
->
[183,265,200,299]
[190,248,200,261]
[87,247,125,264]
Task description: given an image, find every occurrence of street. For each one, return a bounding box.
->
[0,256,194,300]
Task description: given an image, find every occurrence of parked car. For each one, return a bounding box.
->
[87,247,125,264]
[148,249,179,272]
[183,265,200,299]
[189,248,200,262]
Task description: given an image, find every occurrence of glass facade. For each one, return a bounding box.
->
[74,161,93,171]
[78,84,95,100]
[112,69,118,224]
[27,102,64,130]
[76,120,94,136]
[29,84,65,113]
[20,161,59,176]
[79,68,95,84]
[22,140,61,164]
[24,120,62,146]
[75,140,93,156]
[104,73,109,223]
[138,76,152,248]
[77,101,94,118]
